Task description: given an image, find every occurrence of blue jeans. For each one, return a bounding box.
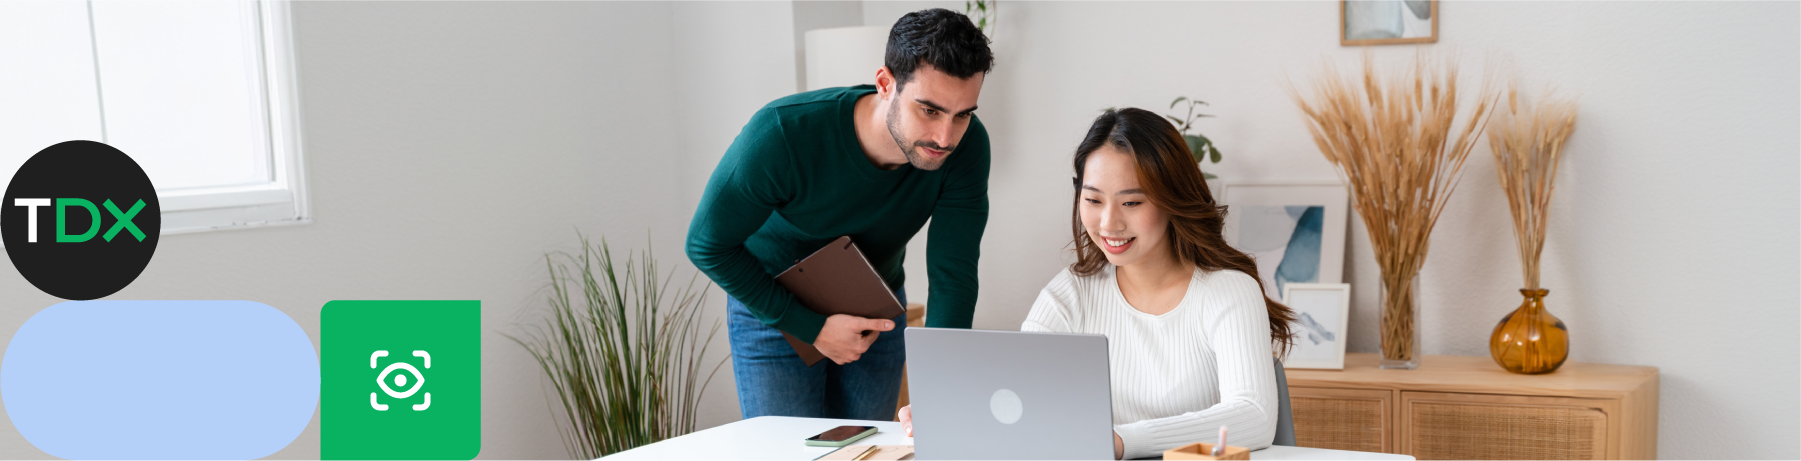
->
[728,288,907,421]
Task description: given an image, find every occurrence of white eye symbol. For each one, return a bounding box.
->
[377,362,425,399]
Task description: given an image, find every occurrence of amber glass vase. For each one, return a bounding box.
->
[1488,288,1569,374]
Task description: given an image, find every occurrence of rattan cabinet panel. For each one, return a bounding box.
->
[1290,387,1392,453]
[1402,392,1612,460]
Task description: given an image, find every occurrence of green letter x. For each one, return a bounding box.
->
[103,199,146,242]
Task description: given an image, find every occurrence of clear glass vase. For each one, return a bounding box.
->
[1378,276,1421,369]
[1488,288,1570,374]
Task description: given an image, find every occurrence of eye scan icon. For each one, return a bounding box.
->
[371,350,431,411]
[322,300,479,460]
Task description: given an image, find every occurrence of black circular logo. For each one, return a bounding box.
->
[2,141,159,300]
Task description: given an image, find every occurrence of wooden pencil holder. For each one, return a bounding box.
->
[1164,442,1251,460]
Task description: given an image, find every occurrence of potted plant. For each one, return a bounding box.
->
[508,233,726,458]
[1167,96,1223,179]
[1486,85,1578,374]
[1291,54,1499,369]
[965,0,996,38]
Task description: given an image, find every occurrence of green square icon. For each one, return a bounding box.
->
[322,300,480,460]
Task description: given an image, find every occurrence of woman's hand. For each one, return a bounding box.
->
[899,405,914,437]
[1113,431,1123,459]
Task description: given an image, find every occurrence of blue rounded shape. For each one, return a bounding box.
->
[3,300,318,459]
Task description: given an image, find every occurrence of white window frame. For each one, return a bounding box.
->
[39,0,298,235]
[0,0,306,246]
[155,0,309,235]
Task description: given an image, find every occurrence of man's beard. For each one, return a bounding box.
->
[886,102,954,171]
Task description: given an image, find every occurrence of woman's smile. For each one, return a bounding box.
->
[1101,236,1135,254]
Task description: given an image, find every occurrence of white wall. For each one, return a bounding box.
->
[669,0,809,436]
[864,1,1799,459]
[0,1,691,459]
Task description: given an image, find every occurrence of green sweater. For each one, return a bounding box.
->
[686,85,989,344]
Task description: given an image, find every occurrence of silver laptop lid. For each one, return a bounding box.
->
[905,327,1113,460]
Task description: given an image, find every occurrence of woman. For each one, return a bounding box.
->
[900,108,1297,459]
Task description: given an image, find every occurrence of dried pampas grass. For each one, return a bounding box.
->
[1290,52,1499,365]
[1490,85,1578,290]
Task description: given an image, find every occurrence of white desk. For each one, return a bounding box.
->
[602,416,1413,460]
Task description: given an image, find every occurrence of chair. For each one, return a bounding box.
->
[1272,356,1296,446]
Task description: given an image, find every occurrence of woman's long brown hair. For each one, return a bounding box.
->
[1069,107,1297,357]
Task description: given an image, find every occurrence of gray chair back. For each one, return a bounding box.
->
[1272,356,1296,446]
[1134,357,1299,459]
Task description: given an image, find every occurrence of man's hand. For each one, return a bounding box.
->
[814,314,894,364]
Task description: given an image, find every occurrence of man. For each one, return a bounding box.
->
[686,8,993,421]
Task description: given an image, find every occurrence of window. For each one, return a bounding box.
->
[0,0,307,235]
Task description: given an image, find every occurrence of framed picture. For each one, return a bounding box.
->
[1281,283,1352,370]
[1219,181,1349,301]
[1341,0,1438,46]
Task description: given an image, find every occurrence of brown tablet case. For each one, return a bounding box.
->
[773,236,905,366]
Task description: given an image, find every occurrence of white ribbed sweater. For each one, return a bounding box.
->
[1022,265,1278,459]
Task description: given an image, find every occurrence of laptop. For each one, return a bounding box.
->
[904,327,1114,460]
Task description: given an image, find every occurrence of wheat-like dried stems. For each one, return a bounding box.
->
[1291,52,1498,363]
[1490,85,1577,290]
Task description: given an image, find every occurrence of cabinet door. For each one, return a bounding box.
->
[1289,387,1394,453]
[1401,391,1616,460]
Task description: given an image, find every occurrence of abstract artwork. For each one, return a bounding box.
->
[1220,182,1348,301]
[1236,205,1325,297]
[1282,283,1351,370]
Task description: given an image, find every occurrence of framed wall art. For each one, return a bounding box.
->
[1219,181,1349,300]
[1342,0,1438,46]
[1281,283,1352,370]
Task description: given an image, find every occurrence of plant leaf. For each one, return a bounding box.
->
[1167,115,1187,128]
[1185,136,1205,161]
[1170,96,1188,109]
[1209,145,1223,163]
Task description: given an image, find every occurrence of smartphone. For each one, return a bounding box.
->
[804,425,878,447]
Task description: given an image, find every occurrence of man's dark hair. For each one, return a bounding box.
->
[885,8,994,92]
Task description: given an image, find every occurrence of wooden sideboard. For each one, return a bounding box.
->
[1285,353,1658,460]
